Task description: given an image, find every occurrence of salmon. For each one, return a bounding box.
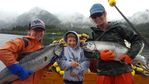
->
[84,41,128,61]
[84,41,149,71]
[0,44,63,83]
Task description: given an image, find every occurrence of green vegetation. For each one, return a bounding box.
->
[0,25,91,45]
[0,22,149,46]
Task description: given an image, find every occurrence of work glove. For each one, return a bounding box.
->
[7,63,33,80]
[99,49,115,61]
[119,54,132,64]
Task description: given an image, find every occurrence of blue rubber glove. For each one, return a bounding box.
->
[7,64,33,80]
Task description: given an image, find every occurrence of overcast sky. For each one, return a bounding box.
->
[0,0,148,20]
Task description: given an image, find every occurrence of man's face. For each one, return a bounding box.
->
[29,28,45,41]
[91,12,107,27]
[66,37,77,48]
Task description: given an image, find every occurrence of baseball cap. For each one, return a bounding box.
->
[90,3,105,16]
[30,19,45,30]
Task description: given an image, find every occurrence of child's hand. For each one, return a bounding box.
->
[70,61,79,68]
[70,72,77,77]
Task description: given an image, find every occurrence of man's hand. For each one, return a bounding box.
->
[99,49,115,61]
[120,54,132,64]
[7,63,32,80]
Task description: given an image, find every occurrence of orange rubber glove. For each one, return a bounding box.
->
[120,54,132,64]
[99,50,115,61]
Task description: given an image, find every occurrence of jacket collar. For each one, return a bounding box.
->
[91,22,119,32]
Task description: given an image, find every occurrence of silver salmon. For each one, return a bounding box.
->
[85,41,149,75]
[84,41,146,62]
[0,44,63,84]
[84,41,128,61]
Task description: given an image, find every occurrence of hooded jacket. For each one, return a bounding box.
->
[58,31,89,81]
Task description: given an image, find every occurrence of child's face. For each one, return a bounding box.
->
[66,37,77,48]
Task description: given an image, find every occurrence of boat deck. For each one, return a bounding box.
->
[40,71,149,84]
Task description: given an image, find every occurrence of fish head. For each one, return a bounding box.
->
[83,41,96,52]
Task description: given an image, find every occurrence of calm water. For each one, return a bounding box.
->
[0,34,22,46]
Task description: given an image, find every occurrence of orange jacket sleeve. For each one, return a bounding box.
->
[0,38,24,66]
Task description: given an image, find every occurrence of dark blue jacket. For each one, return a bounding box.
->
[85,22,144,75]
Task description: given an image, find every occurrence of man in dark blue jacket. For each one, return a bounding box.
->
[85,3,144,84]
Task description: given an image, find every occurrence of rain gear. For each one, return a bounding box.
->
[85,22,143,84]
[0,36,50,84]
[86,22,144,75]
[96,72,134,84]
[58,31,89,82]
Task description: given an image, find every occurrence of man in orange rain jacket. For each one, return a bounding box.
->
[0,18,50,84]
